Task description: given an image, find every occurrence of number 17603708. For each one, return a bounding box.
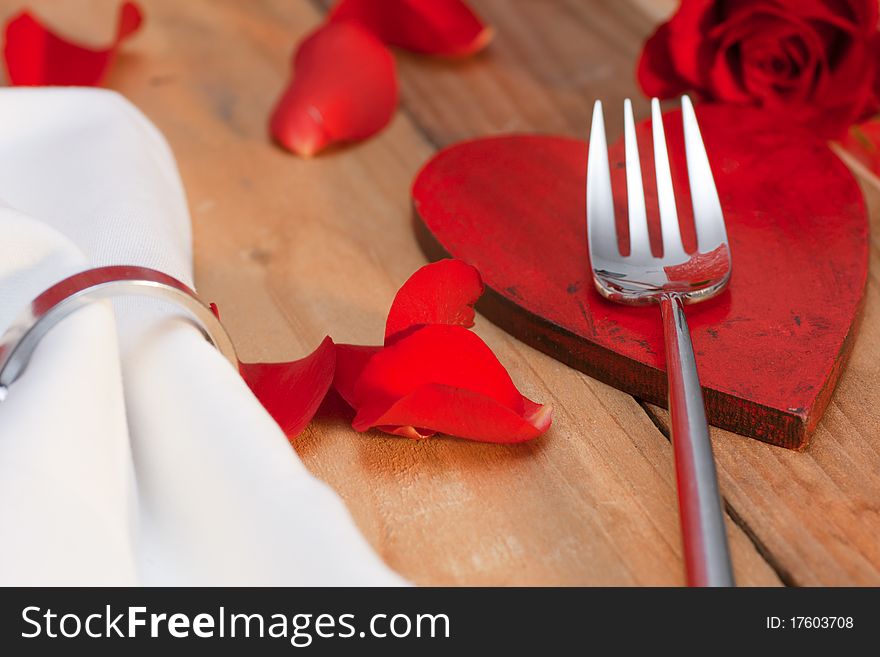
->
[766,616,854,629]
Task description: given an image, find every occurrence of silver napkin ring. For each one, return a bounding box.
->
[0,265,238,401]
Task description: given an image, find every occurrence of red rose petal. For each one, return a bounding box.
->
[664,0,715,91]
[237,259,550,444]
[354,384,552,444]
[336,260,552,442]
[332,343,382,408]
[329,0,492,56]
[3,1,143,86]
[873,35,880,112]
[270,22,398,157]
[384,258,483,343]
[353,324,524,413]
[239,337,336,438]
[637,22,690,98]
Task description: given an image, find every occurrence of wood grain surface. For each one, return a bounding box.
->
[3,0,878,585]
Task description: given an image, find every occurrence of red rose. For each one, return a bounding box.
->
[638,0,880,138]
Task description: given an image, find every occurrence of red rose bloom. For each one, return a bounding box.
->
[638,0,880,138]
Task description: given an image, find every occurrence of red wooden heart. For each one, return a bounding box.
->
[412,104,868,449]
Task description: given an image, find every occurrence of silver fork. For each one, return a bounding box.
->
[586,96,735,587]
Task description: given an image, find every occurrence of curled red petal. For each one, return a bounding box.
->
[329,0,492,56]
[385,258,484,344]
[239,337,336,438]
[332,343,382,408]
[354,324,523,413]
[270,22,398,157]
[354,384,552,444]
[3,1,143,86]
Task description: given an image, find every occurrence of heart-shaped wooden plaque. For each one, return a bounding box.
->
[412,105,868,449]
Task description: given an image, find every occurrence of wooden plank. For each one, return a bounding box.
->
[0,0,780,584]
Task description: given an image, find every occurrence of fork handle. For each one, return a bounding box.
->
[660,294,735,587]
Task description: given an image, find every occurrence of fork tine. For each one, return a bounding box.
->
[651,98,686,259]
[681,95,728,253]
[587,100,617,256]
[624,98,651,259]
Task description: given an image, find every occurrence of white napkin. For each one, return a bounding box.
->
[0,87,405,586]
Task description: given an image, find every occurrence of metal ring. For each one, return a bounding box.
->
[0,265,238,401]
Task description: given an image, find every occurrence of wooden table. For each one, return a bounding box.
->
[7,0,879,585]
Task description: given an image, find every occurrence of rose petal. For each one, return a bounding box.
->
[329,0,492,56]
[785,0,876,32]
[807,26,880,136]
[637,22,691,98]
[669,0,719,82]
[353,383,552,444]
[352,324,524,414]
[239,259,551,444]
[3,1,143,86]
[239,337,336,438]
[385,258,483,343]
[270,22,398,157]
[873,34,880,111]
[713,10,825,106]
[332,343,382,408]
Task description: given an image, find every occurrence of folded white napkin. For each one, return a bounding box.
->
[0,87,405,586]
